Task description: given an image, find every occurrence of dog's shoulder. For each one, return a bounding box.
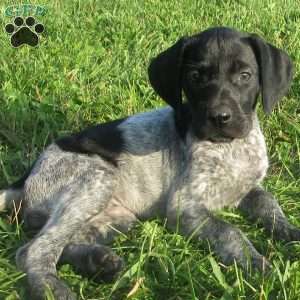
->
[119,107,179,155]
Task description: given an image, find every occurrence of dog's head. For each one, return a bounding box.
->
[148,27,293,141]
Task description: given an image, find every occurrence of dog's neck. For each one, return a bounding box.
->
[185,112,267,153]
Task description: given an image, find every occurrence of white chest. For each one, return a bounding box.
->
[178,121,269,210]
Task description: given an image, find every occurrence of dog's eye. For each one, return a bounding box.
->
[188,70,209,84]
[239,72,251,82]
[189,70,201,82]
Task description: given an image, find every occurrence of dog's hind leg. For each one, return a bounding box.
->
[59,199,138,282]
[15,166,117,300]
[238,186,300,242]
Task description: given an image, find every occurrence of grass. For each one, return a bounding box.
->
[0,0,299,299]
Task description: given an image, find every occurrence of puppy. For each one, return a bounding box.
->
[0,27,298,299]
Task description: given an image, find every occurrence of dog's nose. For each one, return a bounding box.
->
[209,107,232,126]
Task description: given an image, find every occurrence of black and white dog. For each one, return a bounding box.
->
[0,27,298,299]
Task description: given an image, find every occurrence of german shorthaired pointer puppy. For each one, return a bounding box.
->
[0,27,298,299]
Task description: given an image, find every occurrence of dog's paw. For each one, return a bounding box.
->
[229,251,272,276]
[288,227,300,241]
[29,273,76,300]
[251,254,272,275]
[5,16,44,47]
[86,245,124,282]
[271,223,300,242]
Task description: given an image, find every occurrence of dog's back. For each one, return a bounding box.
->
[0,106,268,220]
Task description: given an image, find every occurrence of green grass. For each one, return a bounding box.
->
[0,0,299,299]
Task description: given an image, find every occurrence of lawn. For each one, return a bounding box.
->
[0,0,299,299]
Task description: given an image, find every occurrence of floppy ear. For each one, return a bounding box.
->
[148,37,189,118]
[248,35,293,114]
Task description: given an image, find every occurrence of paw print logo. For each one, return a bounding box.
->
[5,16,44,47]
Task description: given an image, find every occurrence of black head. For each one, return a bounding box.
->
[148,27,293,142]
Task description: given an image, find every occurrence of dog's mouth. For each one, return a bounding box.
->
[210,123,252,142]
[209,135,234,143]
[192,119,252,143]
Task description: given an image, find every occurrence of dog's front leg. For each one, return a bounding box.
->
[167,203,271,273]
[238,186,300,242]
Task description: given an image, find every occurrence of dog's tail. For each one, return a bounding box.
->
[0,170,30,211]
[0,188,23,211]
